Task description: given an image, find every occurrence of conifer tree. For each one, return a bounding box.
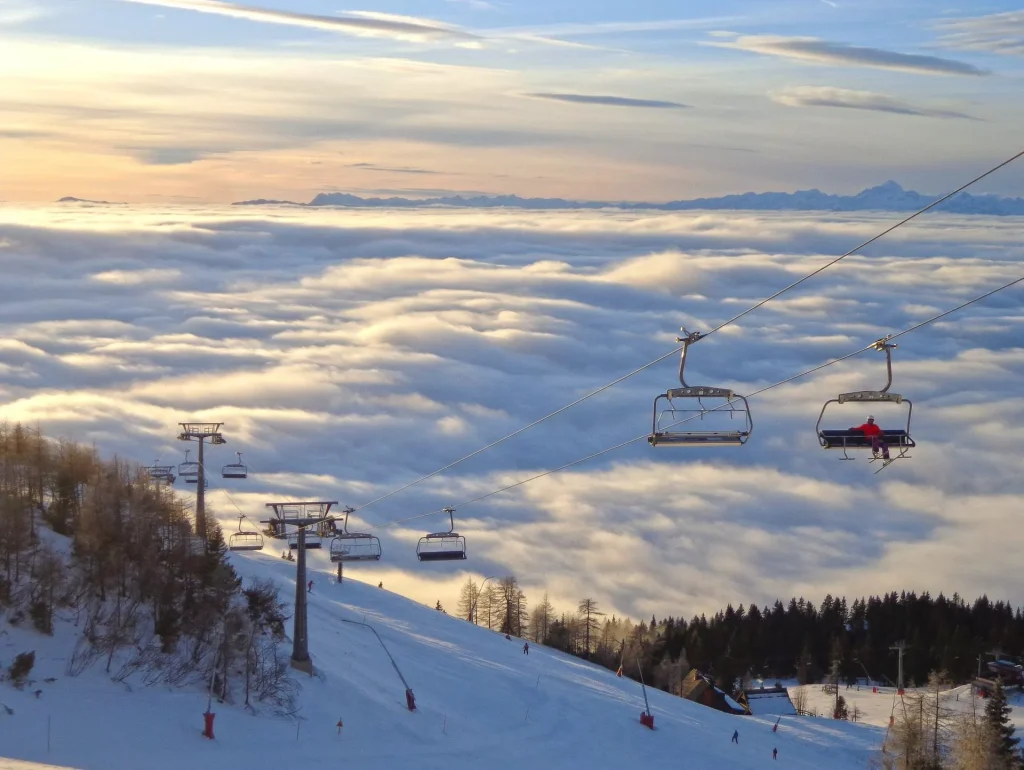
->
[985,680,1022,768]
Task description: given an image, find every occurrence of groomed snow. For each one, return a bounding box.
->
[2,546,885,769]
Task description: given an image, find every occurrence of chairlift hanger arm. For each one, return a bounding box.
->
[676,328,705,389]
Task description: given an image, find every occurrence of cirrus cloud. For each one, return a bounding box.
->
[710,34,988,76]
[524,93,691,110]
[115,0,480,43]
[771,86,979,120]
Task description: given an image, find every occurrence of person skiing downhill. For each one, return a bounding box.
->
[773,748,778,760]
[307,580,313,593]
[523,642,529,655]
[731,729,739,744]
[850,415,890,460]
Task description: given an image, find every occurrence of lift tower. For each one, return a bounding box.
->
[264,501,338,675]
[177,422,226,538]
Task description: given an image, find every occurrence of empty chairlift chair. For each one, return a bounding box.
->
[146,461,176,485]
[287,527,322,550]
[648,329,753,447]
[416,507,467,562]
[815,337,915,468]
[228,513,264,552]
[178,449,199,483]
[330,506,382,562]
[222,452,248,480]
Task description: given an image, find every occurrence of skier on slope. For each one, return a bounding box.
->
[850,415,890,460]
[307,580,313,593]
[523,642,529,655]
[731,729,739,744]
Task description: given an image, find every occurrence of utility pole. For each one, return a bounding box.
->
[265,501,337,675]
[177,422,226,538]
[889,640,907,693]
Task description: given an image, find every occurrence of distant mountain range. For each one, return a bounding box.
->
[231,181,1024,215]
[58,196,127,205]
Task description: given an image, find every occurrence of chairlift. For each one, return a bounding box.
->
[648,329,753,447]
[146,462,176,484]
[228,513,264,552]
[286,528,322,550]
[222,452,248,480]
[178,449,199,479]
[416,507,467,562]
[815,337,915,470]
[330,506,382,562]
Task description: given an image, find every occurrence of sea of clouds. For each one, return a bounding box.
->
[0,203,1022,620]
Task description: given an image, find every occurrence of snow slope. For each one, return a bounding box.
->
[790,682,1024,735]
[2,546,883,769]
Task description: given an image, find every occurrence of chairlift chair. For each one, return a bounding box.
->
[648,329,753,447]
[146,463,176,484]
[178,449,199,480]
[228,513,264,552]
[416,507,467,562]
[330,507,382,562]
[815,337,915,468]
[222,452,248,480]
[286,528,322,550]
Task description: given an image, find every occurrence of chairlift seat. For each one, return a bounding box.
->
[222,466,247,479]
[330,534,381,562]
[649,430,749,447]
[416,533,467,562]
[818,430,914,450]
[286,532,322,550]
[228,531,264,551]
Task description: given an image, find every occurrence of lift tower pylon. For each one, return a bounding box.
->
[178,422,226,539]
[264,501,338,675]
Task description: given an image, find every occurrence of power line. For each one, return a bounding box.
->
[375,271,1024,530]
[348,148,1024,516]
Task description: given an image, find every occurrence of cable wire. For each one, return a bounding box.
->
[375,271,1024,530]
[347,148,1024,515]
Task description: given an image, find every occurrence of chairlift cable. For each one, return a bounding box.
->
[375,271,1024,529]
[348,148,1024,516]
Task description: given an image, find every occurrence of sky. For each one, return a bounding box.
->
[1,202,1022,621]
[2,0,1023,201]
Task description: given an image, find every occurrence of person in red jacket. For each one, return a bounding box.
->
[850,415,889,460]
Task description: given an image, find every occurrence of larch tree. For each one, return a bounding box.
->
[456,577,480,623]
[578,598,604,655]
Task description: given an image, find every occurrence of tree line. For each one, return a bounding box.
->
[455,577,1024,695]
[0,422,297,714]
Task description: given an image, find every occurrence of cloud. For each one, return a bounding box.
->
[116,0,479,43]
[1,204,1023,621]
[710,35,988,76]
[933,12,1024,57]
[0,0,48,25]
[524,93,691,110]
[771,86,979,120]
[122,146,217,165]
[348,163,445,175]
[91,269,183,285]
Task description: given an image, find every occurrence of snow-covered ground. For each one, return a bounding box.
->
[789,682,1024,731]
[2,546,885,769]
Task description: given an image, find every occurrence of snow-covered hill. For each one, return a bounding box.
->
[790,682,1024,731]
[2,546,883,769]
